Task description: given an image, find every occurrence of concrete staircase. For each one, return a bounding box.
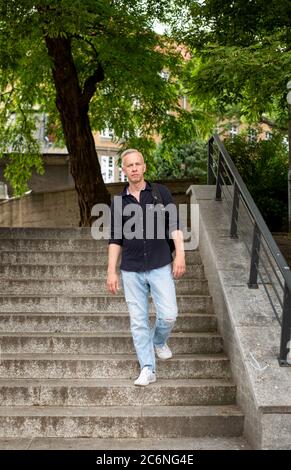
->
[0,228,249,449]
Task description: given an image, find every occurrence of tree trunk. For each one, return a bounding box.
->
[288,104,291,233]
[44,36,110,226]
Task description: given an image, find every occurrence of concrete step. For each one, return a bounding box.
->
[0,251,109,265]
[0,250,201,265]
[0,405,244,438]
[0,312,217,333]
[0,332,223,354]
[0,436,251,450]
[0,378,236,407]
[0,278,209,295]
[0,353,231,379]
[0,228,97,239]
[0,263,205,279]
[0,227,195,240]
[0,238,108,252]
[0,227,246,444]
[0,294,213,313]
[0,238,196,253]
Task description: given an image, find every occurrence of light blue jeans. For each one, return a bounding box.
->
[120,263,178,373]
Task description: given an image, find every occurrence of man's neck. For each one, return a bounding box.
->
[128,180,146,194]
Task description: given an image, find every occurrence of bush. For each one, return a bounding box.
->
[151,140,208,182]
[224,133,288,231]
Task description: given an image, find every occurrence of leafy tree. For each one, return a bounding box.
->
[151,140,207,181]
[0,0,198,225]
[177,0,290,125]
[171,0,290,231]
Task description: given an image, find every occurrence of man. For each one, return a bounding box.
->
[107,149,186,386]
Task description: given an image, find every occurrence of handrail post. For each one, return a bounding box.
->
[215,152,222,201]
[278,284,291,366]
[207,138,216,185]
[248,223,261,288]
[230,182,240,238]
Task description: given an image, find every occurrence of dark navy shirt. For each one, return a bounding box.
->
[108,180,181,272]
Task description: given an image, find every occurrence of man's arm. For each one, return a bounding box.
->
[107,195,123,294]
[107,243,122,295]
[158,184,186,279]
[172,229,186,279]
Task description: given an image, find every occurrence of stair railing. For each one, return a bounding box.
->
[208,134,291,366]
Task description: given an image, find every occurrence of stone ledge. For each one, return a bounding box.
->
[188,184,291,449]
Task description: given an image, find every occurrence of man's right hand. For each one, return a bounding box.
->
[106,272,120,295]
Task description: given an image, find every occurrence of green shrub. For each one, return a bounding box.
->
[224,133,288,231]
[151,140,208,182]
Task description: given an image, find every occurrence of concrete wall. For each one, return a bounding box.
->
[188,185,291,449]
[0,180,191,227]
[0,153,73,196]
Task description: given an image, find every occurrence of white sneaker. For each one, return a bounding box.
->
[134,366,156,386]
[155,343,172,360]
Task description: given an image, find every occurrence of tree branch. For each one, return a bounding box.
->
[80,62,105,108]
[260,115,288,132]
[72,34,99,58]
[71,34,105,107]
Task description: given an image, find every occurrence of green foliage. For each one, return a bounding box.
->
[4,152,44,196]
[184,0,290,48]
[0,0,204,195]
[150,140,207,181]
[0,110,44,195]
[224,132,289,231]
[179,0,291,126]
[1,0,288,198]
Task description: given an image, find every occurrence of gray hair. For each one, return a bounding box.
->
[121,148,144,164]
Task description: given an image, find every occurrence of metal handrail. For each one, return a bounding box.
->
[208,134,291,366]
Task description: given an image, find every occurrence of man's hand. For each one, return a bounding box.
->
[107,244,122,294]
[107,272,120,295]
[172,254,186,279]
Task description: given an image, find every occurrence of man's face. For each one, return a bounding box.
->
[122,152,146,184]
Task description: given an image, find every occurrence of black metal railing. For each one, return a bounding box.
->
[208,134,291,366]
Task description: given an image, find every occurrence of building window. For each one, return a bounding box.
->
[265,131,273,140]
[101,156,115,183]
[181,96,187,110]
[119,167,127,182]
[248,128,257,143]
[159,71,170,81]
[33,113,46,142]
[100,128,114,139]
[133,98,141,109]
[229,125,238,139]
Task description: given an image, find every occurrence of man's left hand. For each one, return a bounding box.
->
[172,254,186,279]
